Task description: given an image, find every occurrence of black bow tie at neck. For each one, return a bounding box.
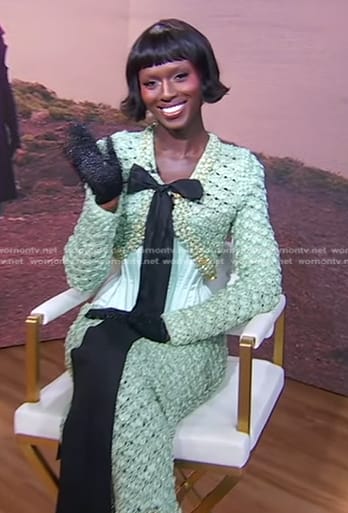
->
[126,163,203,333]
[127,163,203,199]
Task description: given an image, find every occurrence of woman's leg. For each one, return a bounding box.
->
[112,337,227,513]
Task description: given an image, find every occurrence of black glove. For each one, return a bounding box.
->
[65,123,123,205]
[128,311,170,343]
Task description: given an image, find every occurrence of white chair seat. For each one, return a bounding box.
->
[175,356,284,468]
[14,356,284,469]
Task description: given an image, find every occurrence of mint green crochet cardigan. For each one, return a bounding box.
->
[62,126,282,513]
[64,125,282,345]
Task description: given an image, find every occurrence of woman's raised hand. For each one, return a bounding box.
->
[65,123,123,207]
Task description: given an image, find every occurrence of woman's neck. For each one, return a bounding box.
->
[154,120,209,159]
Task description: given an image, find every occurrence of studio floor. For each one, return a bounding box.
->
[1,340,348,513]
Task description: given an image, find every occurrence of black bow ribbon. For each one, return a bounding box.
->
[126,164,203,339]
[127,163,204,200]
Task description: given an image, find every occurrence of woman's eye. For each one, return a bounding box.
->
[143,80,157,88]
[175,72,188,81]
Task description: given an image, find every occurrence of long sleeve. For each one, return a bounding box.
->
[63,186,121,292]
[163,152,282,345]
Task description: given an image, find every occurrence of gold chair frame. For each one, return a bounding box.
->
[16,308,285,512]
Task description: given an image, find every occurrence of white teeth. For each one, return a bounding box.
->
[162,103,185,114]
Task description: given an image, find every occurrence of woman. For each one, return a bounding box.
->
[58,18,282,513]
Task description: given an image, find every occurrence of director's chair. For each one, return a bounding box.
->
[14,255,286,512]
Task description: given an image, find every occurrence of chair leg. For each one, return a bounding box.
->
[19,441,59,499]
[176,468,206,503]
[273,310,285,367]
[190,474,240,513]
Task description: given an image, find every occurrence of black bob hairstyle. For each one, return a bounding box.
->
[120,19,229,121]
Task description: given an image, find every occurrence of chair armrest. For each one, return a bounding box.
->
[234,294,286,434]
[31,262,122,326]
[31,288,93,325]
[25,287,93,403]
[226,294,286,349]
[25,269,120,403]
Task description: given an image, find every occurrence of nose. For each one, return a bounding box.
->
[160,79,176,101]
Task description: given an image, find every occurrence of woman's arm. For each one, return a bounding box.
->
[163,152,282,345]
[63,137,122,292]
[63,186,121,292]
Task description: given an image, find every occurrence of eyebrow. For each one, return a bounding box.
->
[140,62,191,77]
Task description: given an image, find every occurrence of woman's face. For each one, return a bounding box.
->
[138,60,203,132]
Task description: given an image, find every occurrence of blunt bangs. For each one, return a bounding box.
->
[128,31,204,77]
[121,19,229,121]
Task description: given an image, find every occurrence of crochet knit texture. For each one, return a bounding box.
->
[62,126,282,513]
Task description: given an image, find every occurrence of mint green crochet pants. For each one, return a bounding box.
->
[65,304,227,513]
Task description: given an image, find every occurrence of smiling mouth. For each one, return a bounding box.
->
[159,102,186,117]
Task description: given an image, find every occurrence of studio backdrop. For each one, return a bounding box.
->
[1,0,347,395]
